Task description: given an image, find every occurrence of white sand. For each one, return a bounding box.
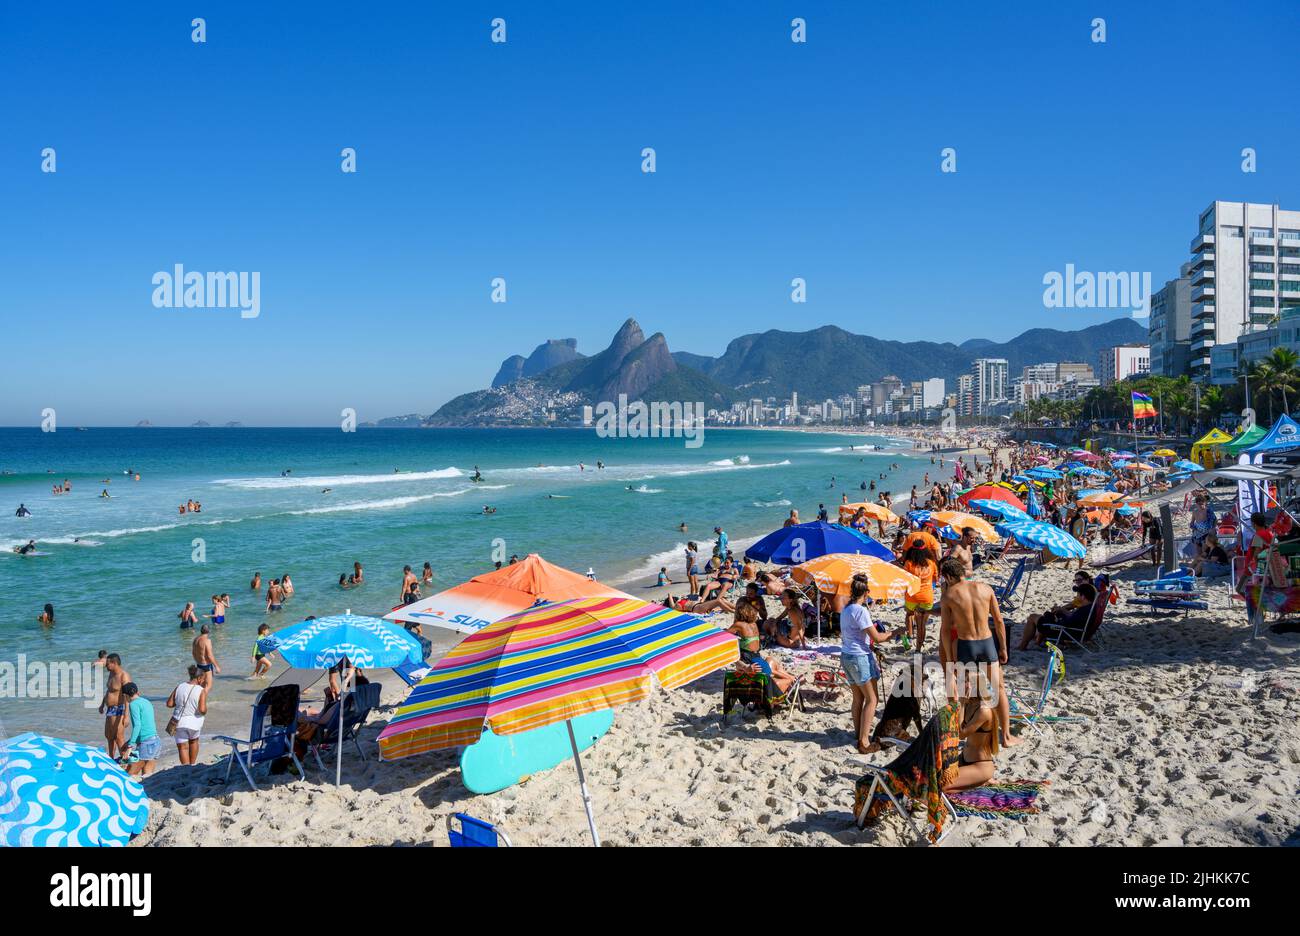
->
[133,550,1300,847]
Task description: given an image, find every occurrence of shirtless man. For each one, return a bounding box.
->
[192,624,221,689]
[98,653,131,758]
[250,571,262,592]
[265,578,285,612]
[946,527,977,579]
[400,564,419,603]
[937,557,1020,747]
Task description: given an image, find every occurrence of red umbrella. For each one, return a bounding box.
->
[958,484,1026,512]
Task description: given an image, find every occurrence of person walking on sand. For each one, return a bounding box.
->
[98,654,131,759]
[192,624,221,689]
[167,665,208,766]
[119,683,160,777]
[937,557,1020,747]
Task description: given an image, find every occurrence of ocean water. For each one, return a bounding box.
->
[0,426,935,743]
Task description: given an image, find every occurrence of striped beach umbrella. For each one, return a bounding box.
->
[928,510,1000,543]
[377,596,737,845]
[968,499,1033,523]
[791,553,921,602]
[0,733,149,846]
[994,520,1086,558]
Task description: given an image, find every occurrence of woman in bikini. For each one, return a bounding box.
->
[944,695,998,791]
[722,601,795,695]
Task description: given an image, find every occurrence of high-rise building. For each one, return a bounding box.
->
[1188,200,1300,381]
[1099,345,1150,385]
[1057,362,1094,384]
[957,373,974,417]
[921,378,945,408]
[971,358,1008,415]
[1149,268,1192,377]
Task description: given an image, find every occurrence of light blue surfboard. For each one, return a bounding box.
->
[460,709,615,794]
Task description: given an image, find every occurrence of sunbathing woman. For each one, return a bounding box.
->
[765,588,806,649]
[723,602,795,695]
[943,695,999,791]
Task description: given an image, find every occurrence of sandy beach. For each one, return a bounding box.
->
[133,530,1300,847]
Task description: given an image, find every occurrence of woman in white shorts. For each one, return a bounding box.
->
[167,664,208,765]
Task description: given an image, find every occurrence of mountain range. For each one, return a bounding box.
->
[402,316,1147,427]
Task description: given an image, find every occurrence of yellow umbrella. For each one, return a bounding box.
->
[1123,462,1160,472]
[928,510,1000,543]
[1153,448,1177,458]
[839,502,898,524]
[791,553,920,602]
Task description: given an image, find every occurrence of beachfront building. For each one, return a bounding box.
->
[971,358,1008,416]
[1189,200,1300,382]
[957,373,974,417]
[1148,268,1192,377]
[1098,344,1150,386]
[921,377,945,408]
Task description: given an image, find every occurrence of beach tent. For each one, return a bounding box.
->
[1190,428,1233,469]
[746,520,892,564]
[1223,423,1267,456]
[385,554,633,635]
[1236,416,1300,545]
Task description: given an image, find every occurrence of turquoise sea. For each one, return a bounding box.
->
[0,426,934,744]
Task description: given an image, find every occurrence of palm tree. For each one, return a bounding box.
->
[1264,348,1300,416]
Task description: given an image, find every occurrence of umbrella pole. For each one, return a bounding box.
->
[566,719,601,847]
[336,666,351,788]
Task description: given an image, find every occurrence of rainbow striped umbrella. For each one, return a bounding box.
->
[377,595,737,845]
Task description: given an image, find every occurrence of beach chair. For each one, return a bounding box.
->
[1042,575,1115,653]
[722,665,803,719]
[447,813,512,847]
[392,659,434,688]
[1005,641,1084,740]
[305,682,382,769]
[852,702,962,845]
[993,557,1028,611]
[214,684,303,790]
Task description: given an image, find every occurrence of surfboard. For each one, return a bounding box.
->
[460,708,614,794]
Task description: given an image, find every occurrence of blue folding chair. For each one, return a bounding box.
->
[306,681,382,770]
[994,557,1028,611]
[214,684,303,790]
[392,659,433,688]
[447,813,512,847]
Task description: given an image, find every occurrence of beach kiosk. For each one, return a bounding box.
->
[1189,427,1233,469]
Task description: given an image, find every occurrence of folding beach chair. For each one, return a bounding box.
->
[1005,641,1085,740]
[1041,575,1115,653]
[214,684,303,790]
[447,813,513,847]
[852,703,961,846]
[392,659,433,688]
[993,557,1029,612]
[306,681,382,769]
[722,664,804,719]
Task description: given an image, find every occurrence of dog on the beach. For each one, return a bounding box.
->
[869,660,928,749]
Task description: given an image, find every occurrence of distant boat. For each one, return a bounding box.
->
[75,427,88,432]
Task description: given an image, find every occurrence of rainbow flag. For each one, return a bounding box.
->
[1131,391,1157,420]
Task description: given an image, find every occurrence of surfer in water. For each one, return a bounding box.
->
[14,504,31,517]
[15,539,37,555]
[471,466,484,483]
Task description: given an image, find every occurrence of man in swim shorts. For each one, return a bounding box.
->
[98,653,131,759]
[938,557,1020,747]
[192,624,221,689]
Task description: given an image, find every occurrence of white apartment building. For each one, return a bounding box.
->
[1098,344,1150,385]
[921,377,945,408]
[1189,201,1300,381]
[971,358,1008,415]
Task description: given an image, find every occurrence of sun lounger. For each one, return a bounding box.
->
[1089,543,1154,569]
[1126,597,1209,615]
[214,684,304,790]
[447,813,512,847]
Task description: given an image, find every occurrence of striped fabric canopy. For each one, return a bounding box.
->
[378,596,738,760]
[994,520,1087,558]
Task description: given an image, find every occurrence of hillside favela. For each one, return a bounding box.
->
[1,3,1295,905]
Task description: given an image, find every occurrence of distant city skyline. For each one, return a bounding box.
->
[2,2,1297,425]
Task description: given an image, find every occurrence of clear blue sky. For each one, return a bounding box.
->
[2,1,1297,425]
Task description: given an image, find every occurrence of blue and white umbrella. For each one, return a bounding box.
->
[0,733,149,847]
[271,613,423,785]
[994,520,1086,558]
[968,499,1033,523]
[1173,459,1204,472]
[1025,467,1063,481]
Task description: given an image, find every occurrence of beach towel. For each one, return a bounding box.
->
[947,780,1049,819]
[854,700,961,843]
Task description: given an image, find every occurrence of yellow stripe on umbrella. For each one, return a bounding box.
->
[927,510,1000,543]
[839,502,899,524]
[791,553,921,602]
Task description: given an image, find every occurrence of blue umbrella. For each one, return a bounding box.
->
[745,520,892,564]
[994,520,1086,558]
[0,733,149,846]
[907,509,932,524]
[1025,467,1064,480]
[272,613,423,785]
[1114,450,1137,458]
[1038,442,1057,449]
[1173,459,1204,472]
[968,499,1033,523]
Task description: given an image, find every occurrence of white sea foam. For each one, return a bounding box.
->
[751,499,792,508]
[664,459,789,477]
[284,489,473,516]
[708,455,751,466]
[628,485,663,494]
[212,467,462,489]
